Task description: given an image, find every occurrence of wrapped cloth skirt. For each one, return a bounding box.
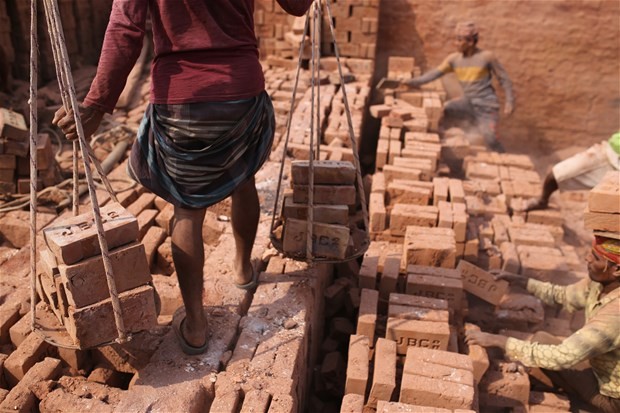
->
[128,91,275,209]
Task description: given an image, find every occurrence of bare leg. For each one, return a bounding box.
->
[530,332,620,413]
[171,206,208,348]
[525,172,559,212]
[230,176,260,286]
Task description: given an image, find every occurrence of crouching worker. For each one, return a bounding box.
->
[465,236,620,413]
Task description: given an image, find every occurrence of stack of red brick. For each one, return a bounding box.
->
[0,108,61,196]
[323,0,380,60]
[39,202,157,348]
[282,160,357,260]
[583,171,619,236]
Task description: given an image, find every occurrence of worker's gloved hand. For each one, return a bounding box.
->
[52,105,105,141]
[504,102,514,116]
[490,269,528,290]
[464,330,508,349]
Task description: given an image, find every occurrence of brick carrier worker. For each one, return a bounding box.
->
[466,235,620,413]
[53,0,313,355]
[406,21,515,153]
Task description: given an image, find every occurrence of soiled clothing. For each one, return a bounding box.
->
[505,278,620,400]
[552,139,620,191]
[442,97,503,152]
[414,48,514,110]
[84,0,312,113]
[128,91,275,209]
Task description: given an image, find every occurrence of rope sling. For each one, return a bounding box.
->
[269,0,370,262]
[29,0,129,346]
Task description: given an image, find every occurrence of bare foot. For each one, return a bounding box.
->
[232,261,253,286]
[181,313,208,348]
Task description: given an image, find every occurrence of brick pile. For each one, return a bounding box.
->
[338,89,592,411]
[323,0,380,61]
[254,0,300,66]
[256,0,380,74]
[0,109,62,196]
[583,171,619,235]
[39,202,157,348]
[281,160,356,260]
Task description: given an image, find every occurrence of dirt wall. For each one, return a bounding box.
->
[375,0,620,151]
[1,0,618,151]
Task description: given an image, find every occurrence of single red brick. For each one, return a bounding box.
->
[369,192,387,232]
[341,393,364,412]
[155,203,175,235]
[291,160,356,185]
[379,255,400,300]
[210,389,241,413]
[0,154,16,170]
[377,401,452,412]
[388,293,449,311]
[64,285,158,348]
[359,253,379,290]
[267,393,296,413]
[142,226,167,270]
[405,274,463,309]
[463,323,490,383]
[137,208,159,240]
[43,202,139,265]
[405,347,473,372]
[0,303,21,344]
[528,391,570,411]
[3,332,52,387]
[407,265,460,279]
[8,313,31,348]
[345,334,369,396]
[387,182,432,206]
[357,289,379,342]
[388,304,449,323]
[399,373,474,410]
[283,195,349,225]
[386,317,450,355]
[588,171,619,213]
[292,184,357,206]
[368,338,397,407]
[57,241,152,308]
[0,108,28,141]
[283,218,350,260]
[457,260,509,305]
[240,389,270,413]
[390,204,438,236]
[0,357,61,413]
[479,362,530,409]
[127,193,157,217]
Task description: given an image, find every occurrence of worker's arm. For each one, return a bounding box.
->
[467,300,620,370]
[405,54,454,88]
[506,308,619,370]
[488,52,514,115]
[53,0,148,140]
[526,278,589,313]
[84,0,149,114]
[276,0,315,17]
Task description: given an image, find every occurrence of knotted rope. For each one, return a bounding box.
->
[31,0,128,344]
[270,0,369,262]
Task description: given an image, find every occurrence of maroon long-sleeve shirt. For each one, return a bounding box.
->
[84,0,312,113]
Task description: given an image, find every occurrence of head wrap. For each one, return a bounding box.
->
[593,236,620,265]
[455,21,478,38]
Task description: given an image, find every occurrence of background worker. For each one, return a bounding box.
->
[406,21,515,152]
[53,0,313,355]
[465,236,620,413]
[524,131,620,211]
